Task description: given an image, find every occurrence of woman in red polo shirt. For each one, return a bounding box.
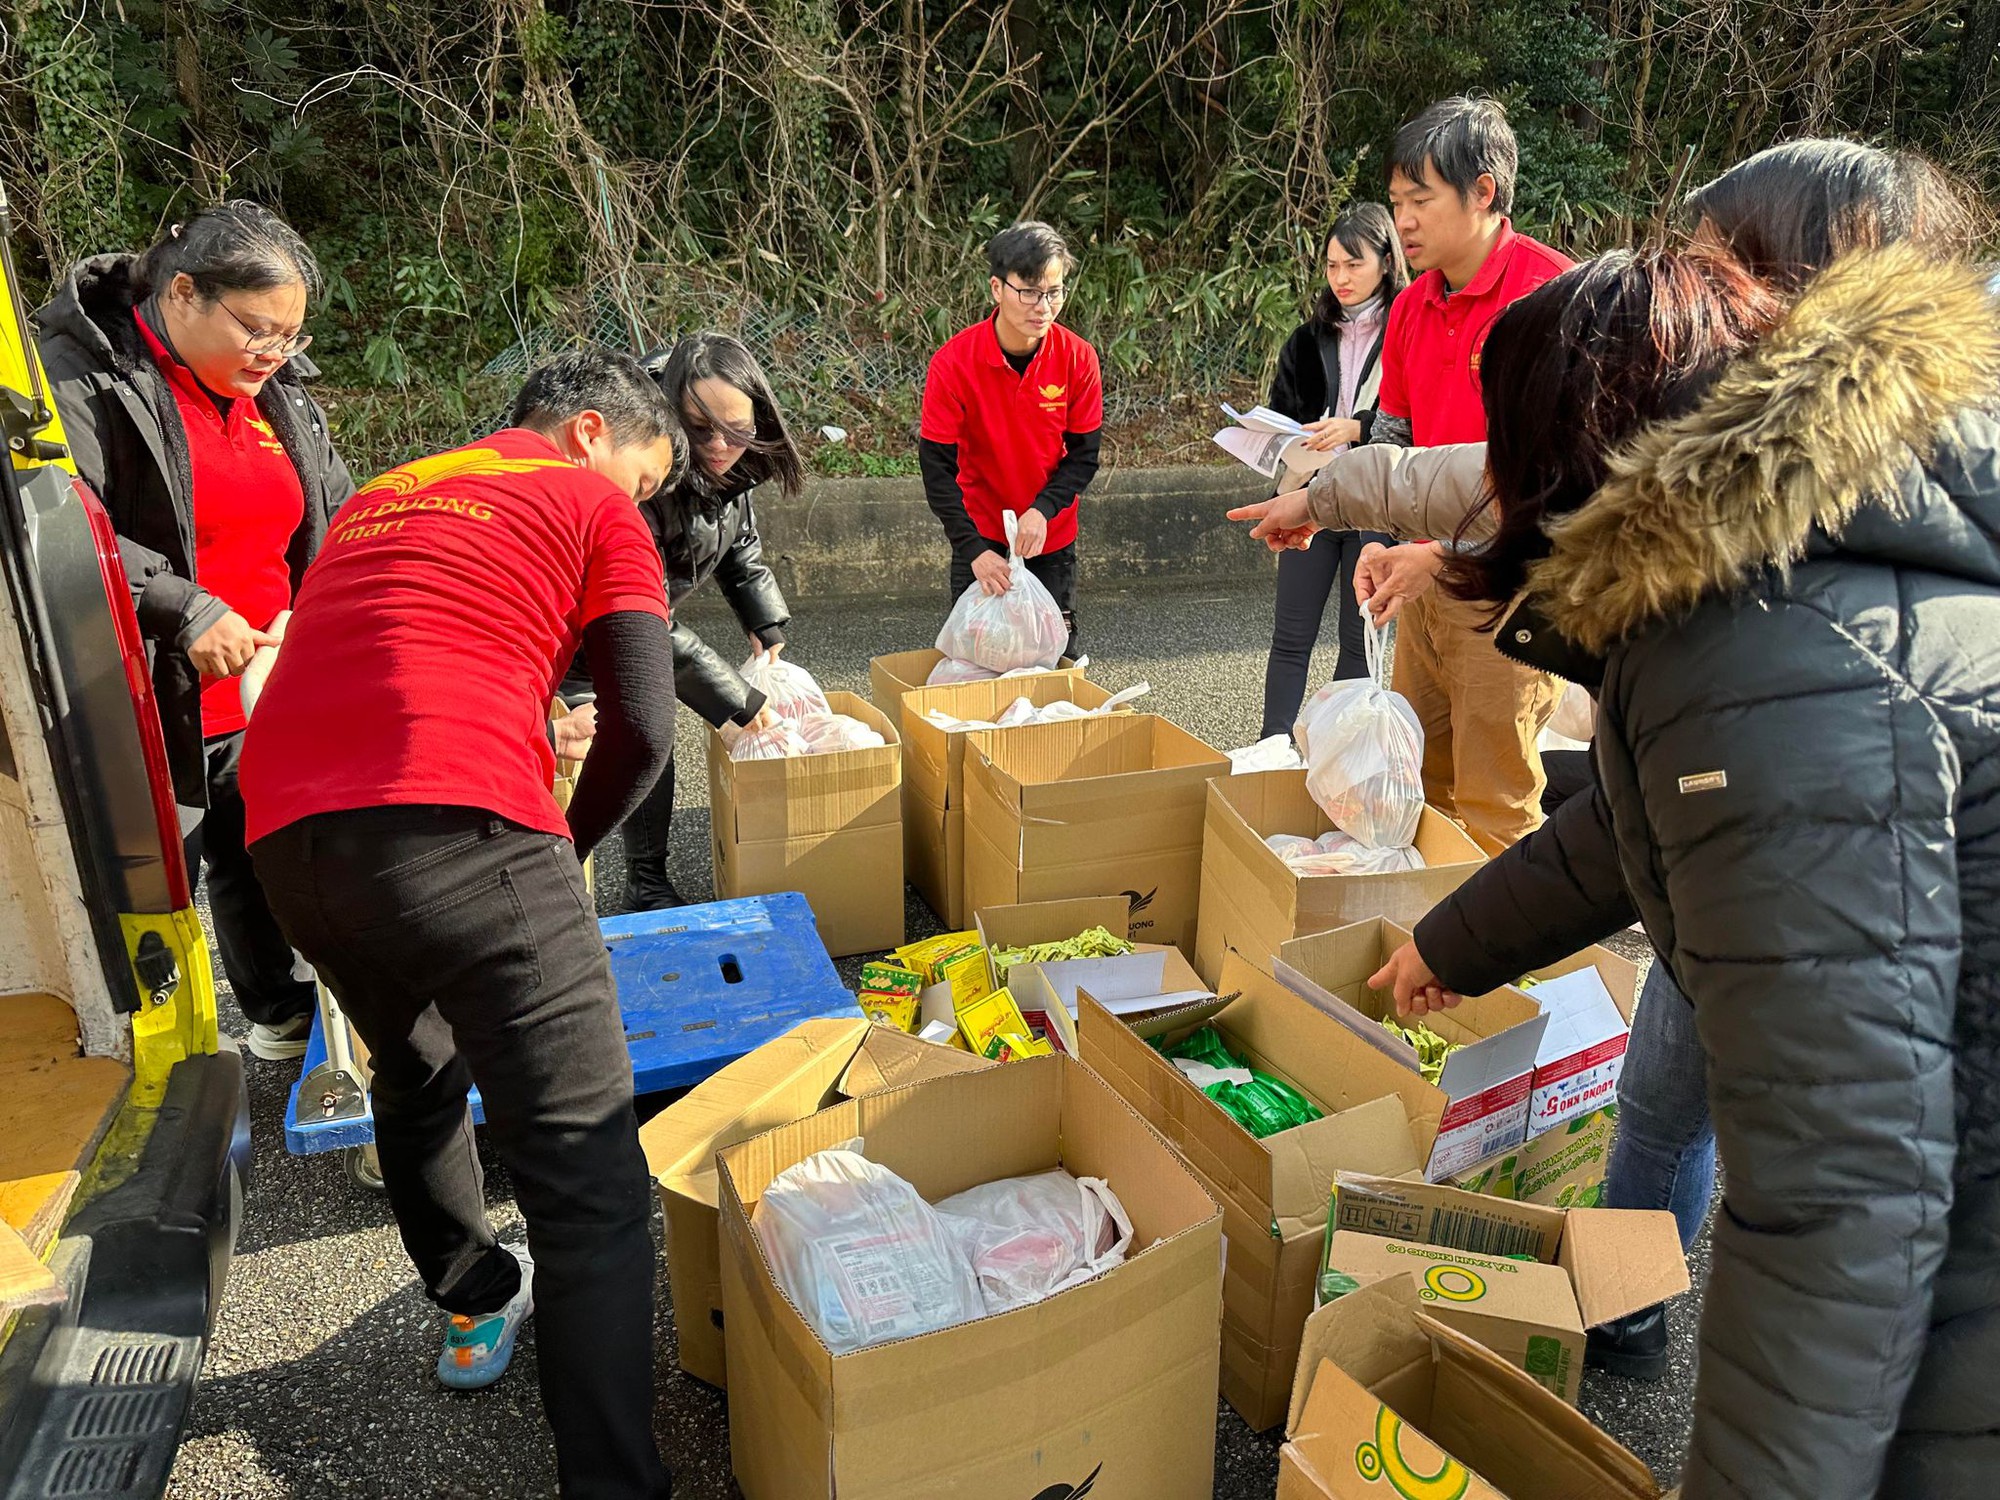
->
[37,202,354,1061]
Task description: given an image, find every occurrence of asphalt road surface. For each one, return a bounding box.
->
[165,577,1709,1499]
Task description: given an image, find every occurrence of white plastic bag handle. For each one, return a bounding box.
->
[1096,682,1152,714]
[1363,616,1393,690]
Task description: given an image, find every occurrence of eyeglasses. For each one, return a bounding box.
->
[682,414,759,450]
[216,299,312,358]
[1003,281,1068,309]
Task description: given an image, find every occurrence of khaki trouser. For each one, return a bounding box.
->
[1390,589,1562,855]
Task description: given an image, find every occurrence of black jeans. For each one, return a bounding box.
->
[951,542,1079,661]
[181,731,317,1027]
[252,807,671,1500]
[1259,528,1390,739]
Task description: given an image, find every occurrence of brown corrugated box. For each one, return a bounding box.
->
[866,649,1080,736]
[705,690,904,958]
[1194,769,1485,984]
[717,1054,1225,1500]
[964,714,1227,958]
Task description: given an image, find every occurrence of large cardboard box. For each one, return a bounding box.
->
[1518,949,1639,1139]
[1320,1172,1689,1404]
[638,1019,993,1387]
[1277,920,1548,1179]
[867,649,1079,734]
[706,690,904,958]
[900,676,1122,928]
[965,715,1227,958]
[1079,950,1441,1432]
[1279,1277,1664,1500]
[717,1055,1225,1500]
[1195,770,1486,984]
[1448,1106,1618,1208]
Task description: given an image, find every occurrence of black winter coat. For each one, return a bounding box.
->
[1267,311,1386,436]
[34,255,355,807]
[1414,249,2000,1500]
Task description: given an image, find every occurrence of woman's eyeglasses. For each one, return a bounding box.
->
[682,414,759,450]
[216,299,313,358]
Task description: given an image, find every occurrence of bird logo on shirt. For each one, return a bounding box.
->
[246,412,288,457]
[1037,383,1066,401]
[355,447,571,499]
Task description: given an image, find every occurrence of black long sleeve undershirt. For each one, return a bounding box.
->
[1031,427,1101,520]
[920,431,1102,563]
[564,610,677,861]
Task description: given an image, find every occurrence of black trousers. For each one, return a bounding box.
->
[1259,528,1391,739]
[252,807,671,1500]
[181,731,317,1027]
[950,542,1079,661]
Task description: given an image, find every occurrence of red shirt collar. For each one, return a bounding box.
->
[1421,219,1519,308]
[133,306,234,416]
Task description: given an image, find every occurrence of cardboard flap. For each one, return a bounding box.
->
[1286,1268,1430,1437]
[1330,1173,1567,1263]
[1014,947,1209,1018]
[1270,1096,1423,1240]
[1558,1208,1692,1328]
[975,895,1134,954]
[1418,1314,1663,1498]
[836,1027,995,1099]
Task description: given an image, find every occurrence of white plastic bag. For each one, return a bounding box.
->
[1228,735,1305,774]
[752,1144,986,1354]
[728,722,811,761]
[932,1168,1134,1316]
[927,656,998,687]
[740,649,830,723]
[1264,833,1320,861]
[995,696,1040,729]
[993,682,1151,730]
[934,512,1069,673]
[1288,828,1427,875]
[797,712,887,754]
[1295,621,1424,848]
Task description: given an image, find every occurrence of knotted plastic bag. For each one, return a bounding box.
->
[933,1169,1134,1315]
[740,649,830,723]
[935,512,1068,673]
[752,1143,986,1354]
[1295,620,1424,849]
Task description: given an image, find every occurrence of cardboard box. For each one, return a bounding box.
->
[1194,770,1487,985]
[717,1054,1225,1500]
[867,649,1079,735]
[1279,1276,1664,1500]
[1519,949,1639,1139]
[1319,1172,1689,1404]
[964,715,1228,958]
[976,894,1134,973]
[638,1019,993,1387]
[900,675,1121,928]
[1079,950,1442,1432]
[1277,920,1548,1180]
[1448,1106,1618,1207]
[705,691,904,958]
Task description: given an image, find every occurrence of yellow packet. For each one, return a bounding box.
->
[858,993,920,1033]
[988,1031,1054,1061]
[939,943,995,1009]
[956,987,1033,1060]
[895,931,982,985]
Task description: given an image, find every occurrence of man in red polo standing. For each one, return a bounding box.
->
[920,221,1103,656]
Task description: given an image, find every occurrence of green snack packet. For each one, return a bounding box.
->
[1379,1015,1462,1085]
[990,925,1134,984]
[1155,1024,1324,1139]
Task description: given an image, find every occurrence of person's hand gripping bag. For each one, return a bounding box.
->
[935,511,1068,673]
[1294,619,1424,849]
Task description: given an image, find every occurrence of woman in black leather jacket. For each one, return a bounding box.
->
[616,332,805,909]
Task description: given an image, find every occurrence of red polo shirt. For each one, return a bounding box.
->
[1376,221,1573,446]
[239,428,669,845]
[920,316,1103,551]
[135,312,304,737]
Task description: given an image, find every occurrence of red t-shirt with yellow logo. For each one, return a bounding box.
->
[136,312,305,736]
[920,317,1103,552]
[239,428,669,845]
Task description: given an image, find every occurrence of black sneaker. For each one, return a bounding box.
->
[1586,1306,1669,1381]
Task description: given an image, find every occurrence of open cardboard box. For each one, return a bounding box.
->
[1194,770,1485,985]
[706,690,905,958]
[1276,919,1547,1179]
[867,649,1080,736]
[1319,1172,1690,1404]
[965,714,1227,959]
[638,1019,994,1387]
[1078,950,1441,1432]
[1447,1106,1618,1208]
[899,675,1123,928]
[717,1054,1225,1500]
[1280,1276,1664,1499]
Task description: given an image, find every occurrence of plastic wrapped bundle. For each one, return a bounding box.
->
[1275,828,1429,875]
[935,512,1068,673]
[797,712,887,753]
[752,1145,987,1354]
[728,722,811,761]
[927,656,998,687]
[1227,735,1305,774]
[740,649,831,723]
[934,1169,1134,1315]
[1155,1025,1325,1139]
[1295,623,1424,849]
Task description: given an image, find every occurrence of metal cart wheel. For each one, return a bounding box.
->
[344,1143,385,1193]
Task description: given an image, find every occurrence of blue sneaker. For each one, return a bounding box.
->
[437,1247,534,1390]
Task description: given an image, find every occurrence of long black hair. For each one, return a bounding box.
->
[1309,203,1409,331]
[1441,248,1782,611]
[1686,140,1976,292]
[132,200,321,303]
[641,332,805,499]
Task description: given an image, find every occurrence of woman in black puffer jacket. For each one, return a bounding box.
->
[1375,240,2000,1498]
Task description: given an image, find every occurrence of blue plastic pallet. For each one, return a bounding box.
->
[285,891,855,1156]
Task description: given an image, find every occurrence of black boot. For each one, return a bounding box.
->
[1585,1305,1669,1381]
[623,856,687,912]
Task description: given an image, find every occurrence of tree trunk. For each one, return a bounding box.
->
[1952,0,2000,118]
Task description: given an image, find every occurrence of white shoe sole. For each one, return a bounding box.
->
[246,1030,311,1061]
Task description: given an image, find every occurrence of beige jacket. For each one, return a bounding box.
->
[1303,442,1492,544]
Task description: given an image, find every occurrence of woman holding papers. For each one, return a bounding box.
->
[1257,203,1408,737]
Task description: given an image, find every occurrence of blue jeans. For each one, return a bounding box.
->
[1605,961,1717,1253]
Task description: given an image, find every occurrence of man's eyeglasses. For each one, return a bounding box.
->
[1003,281,1068,309]
[216,299,312,358]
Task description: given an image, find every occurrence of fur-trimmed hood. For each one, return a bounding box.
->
[1527,245,2000,652]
